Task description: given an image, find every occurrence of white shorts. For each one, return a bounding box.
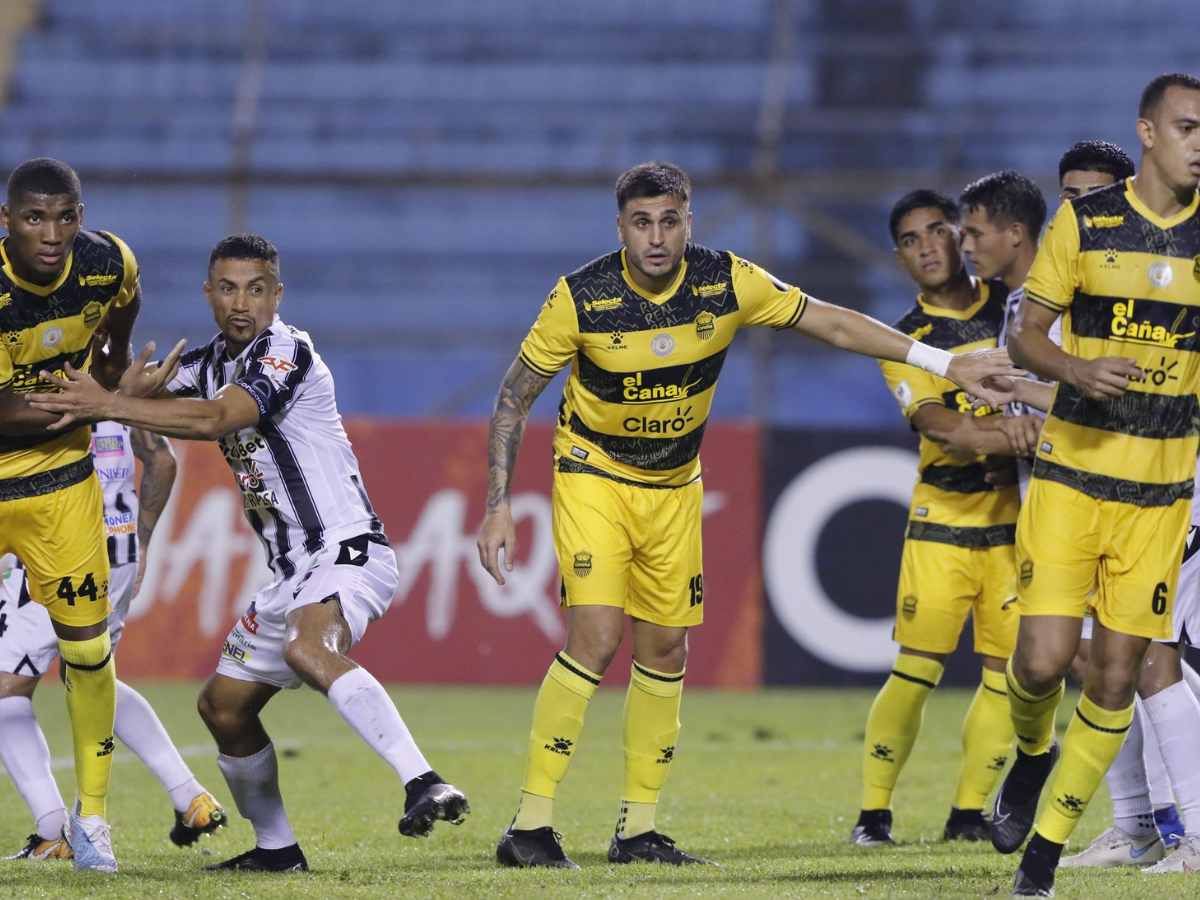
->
[0,559,138,677]
[216,534,398,690]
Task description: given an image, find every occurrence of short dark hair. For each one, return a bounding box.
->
[1057,140,1136,185]
[959,170,1047,238]
[208,234,280,279]
[888,189,960,244]
[7,158,81,205]
[1139,72,1200,120]
[615,161,691,210]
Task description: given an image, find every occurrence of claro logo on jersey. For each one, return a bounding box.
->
[623,405,694,434]
[622,370,701,403]
[1109,299,1195,348]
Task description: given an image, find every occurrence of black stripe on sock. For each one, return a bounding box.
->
[63,650,113,672]
[554,652,600,686]
[891,669,937,690]
[633,661,685,683]
[983,682,1008,696]
[1074,708,1131,735]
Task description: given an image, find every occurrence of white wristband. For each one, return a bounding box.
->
[905,341,953,377]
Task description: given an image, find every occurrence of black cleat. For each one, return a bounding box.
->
[1013,832,1062,897]
[399,771,470,837]
[204,844,308,872]
[608,830,716,865]
[6,830,72,860]
[496,823,580,869]
[943,807,990,842]
[169,791,227,847]
[849,809,895,847]
[991,742,1059,854]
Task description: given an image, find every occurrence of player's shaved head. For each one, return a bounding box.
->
[1139,73,1200,122]
[1058,141,1135,186]
[616,161,691,211]
[7,157,80,205]
[888,189,959,244]
[209,233,280,280]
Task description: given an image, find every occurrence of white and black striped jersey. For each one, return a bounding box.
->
[167,316,385,579]
[999,285,1061,421]
[91,421,139,566]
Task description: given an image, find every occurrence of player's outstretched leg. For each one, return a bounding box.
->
[0,692,72,861]
[198,674,307,873]
[111,680,227,846]
[1138,676,1200,873]
[945,665,1013,842]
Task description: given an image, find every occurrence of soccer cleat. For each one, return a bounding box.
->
[850,809,895,847]
[608,830,716,865]
[1059,825,1164,868]
[170,791,227,846]
[204,843,308,872]
[1142,834,1200,873]
[398,772,470,837]
[1154,804,1184,848]
[943,807,990,842]
[496,823,580,869]
[991,742,1060,854]
[1013,832,1062,897]
[6,830,73,861]
[67,802,117,873]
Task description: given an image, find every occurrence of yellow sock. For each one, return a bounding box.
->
[1037,693,1134,844]
[861,654,944,811]
[513,652,600,830]
[59,631,116,819]
[953,667,1015,809]
[618,662,683,839]
[1006,657,1063,756]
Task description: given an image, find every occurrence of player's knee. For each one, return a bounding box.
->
[282,634,336,681]
[1012,652,1065,696]
[197,688,240,740]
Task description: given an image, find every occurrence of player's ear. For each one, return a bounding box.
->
[1136,116,1155,150]
[893,247,905,270]
[76,203,84,226]
[273,281,283,306]
[616,213,625,244]
[203,281,214,308]
[0,204,8,231]
[685,210,692,241]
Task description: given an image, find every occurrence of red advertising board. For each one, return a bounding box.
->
[117,421,763,687]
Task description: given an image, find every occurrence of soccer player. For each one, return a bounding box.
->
[988,74,1200,896]
[29,234,470,873]
[0,421,227,860]
[475,162,1018,868]
[0,158,141,872]
[853,190,1044,848]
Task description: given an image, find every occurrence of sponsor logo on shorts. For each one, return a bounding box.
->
[1019,561,1034,587]
[241,602,260,634]
[223,641,251,665]
[901,595,917,618]
[229,629,255,650]
[573,551,592,578]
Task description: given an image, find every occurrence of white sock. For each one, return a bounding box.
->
[1181,659,1200,701]
[326,667,430,785]
[1108,701,1156,838]
[1143,681,1200,837]
[114,680,204,812]
[216,743,296,850]
[1142,700,1175,809]
[0,696,67,840]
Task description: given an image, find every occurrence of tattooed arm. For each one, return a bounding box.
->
[129,426,178,597]
[476,357,554,585]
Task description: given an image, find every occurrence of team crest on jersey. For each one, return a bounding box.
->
[1149,261,1174,289]
[901,595,918,618]
[82,301,103,327]
[695,311,715,341]
[650,333,674,357]
[257,355,297,386]
[573,551,593,578]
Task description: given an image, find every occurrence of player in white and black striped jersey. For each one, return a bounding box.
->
[31,234,470,874]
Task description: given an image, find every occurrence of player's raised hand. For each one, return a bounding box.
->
[477,508,518,586]
[26,362,113,429]
[1069,356,1142,400]
[946,347,1026,409]
[118,339,187,399]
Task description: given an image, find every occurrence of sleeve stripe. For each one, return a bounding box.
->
[776,291,808,330]
[518,352,561,378]
[907,397,944,417]
[1026,291,1067,313]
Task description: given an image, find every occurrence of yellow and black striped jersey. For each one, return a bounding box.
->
[1026,179,1200,507]
[879,278,1020,547]
[0,229,138,479]
[519,243,806,486]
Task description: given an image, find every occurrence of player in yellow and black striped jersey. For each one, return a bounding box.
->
[0,158,141,868]
[855,190,1047,849]
[476,162,1018,869]
[994,74,1200,895]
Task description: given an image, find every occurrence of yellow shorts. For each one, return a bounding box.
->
[0,462,111,628]
[893,537,1018,658]
[1016,477,1187,640]
[552,469,703,628]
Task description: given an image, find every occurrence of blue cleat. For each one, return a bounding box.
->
[1154,804,1183,848]
[67,799,117,873]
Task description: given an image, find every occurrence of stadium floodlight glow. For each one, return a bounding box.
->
[763,446,919,672]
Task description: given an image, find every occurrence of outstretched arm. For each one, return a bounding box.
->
[795,297,1019,407]
[476,357,553,585]
[129,427,177,597]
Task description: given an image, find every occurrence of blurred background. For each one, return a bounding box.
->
[1,0,1197,686]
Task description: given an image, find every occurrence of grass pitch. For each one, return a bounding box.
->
[0,681,1191,898]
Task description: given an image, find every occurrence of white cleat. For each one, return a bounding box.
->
[1059,825,1163,868]
[67,800,117,873]
[1144,834,1200,874]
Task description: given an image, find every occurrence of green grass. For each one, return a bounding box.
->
[0,682,1191,897]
